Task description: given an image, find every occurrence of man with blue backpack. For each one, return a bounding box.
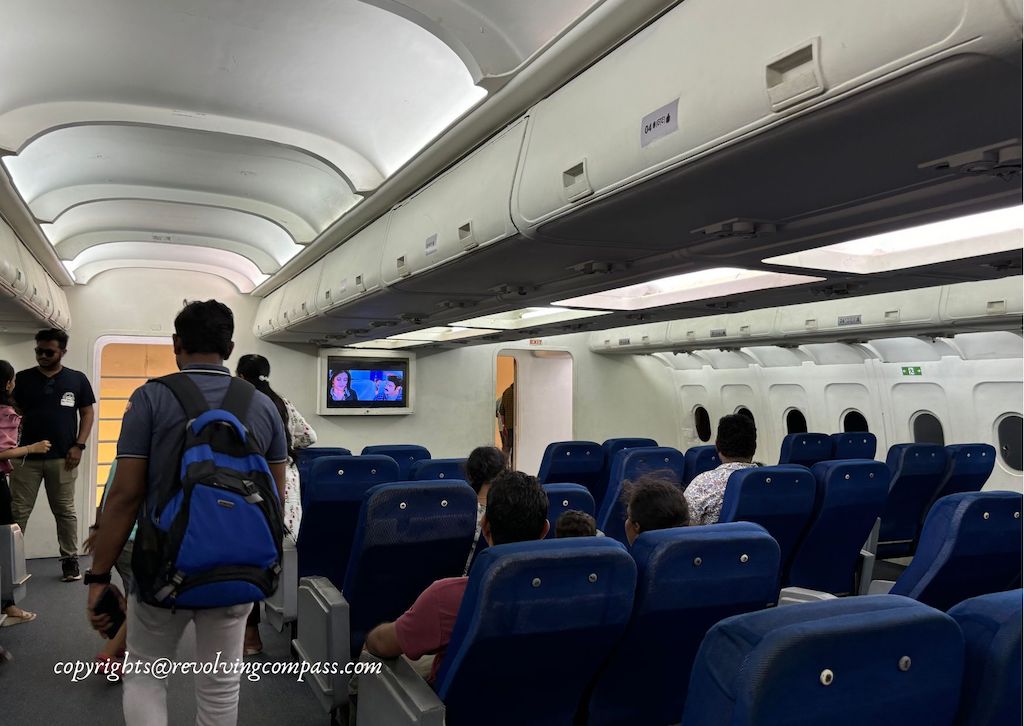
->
[86,300,288,726]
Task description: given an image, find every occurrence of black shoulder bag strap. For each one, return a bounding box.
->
[151,372,210,420]
[220,378,256,426]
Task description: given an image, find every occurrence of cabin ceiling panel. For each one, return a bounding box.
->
[4,125,359,242]
[42,200,301,272]
[0,0,488,184]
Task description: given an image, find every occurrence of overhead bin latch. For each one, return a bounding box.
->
[920,140,1022,181]
[570,261,628,276]
[692,218,777,240]
[436,299,478,310]
[766,38,825,112]
[562,159,593,203]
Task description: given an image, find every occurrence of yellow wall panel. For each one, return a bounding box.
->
[98,420,122,441]
[98,442,117,463]
[100,377,147,398]
[101,344,148,376]
[99,399,129,419]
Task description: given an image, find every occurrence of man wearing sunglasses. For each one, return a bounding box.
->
[10,328,95,582]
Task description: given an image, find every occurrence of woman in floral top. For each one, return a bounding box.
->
[236,354,317,654]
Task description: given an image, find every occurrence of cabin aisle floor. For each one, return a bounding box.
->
[0,557,325,725]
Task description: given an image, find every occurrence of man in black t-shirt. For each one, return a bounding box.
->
[10,329,95,581]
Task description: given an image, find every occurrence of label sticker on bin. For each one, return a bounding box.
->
[641,99,679,147]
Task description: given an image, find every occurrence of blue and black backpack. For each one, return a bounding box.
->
[132,373,283,609]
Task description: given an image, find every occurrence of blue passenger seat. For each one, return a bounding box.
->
[886,491,1022,610]
[682,445,720,486]
[597,438,658,511]
[948,589,1023,726]
[586,523,780,725]
[409,458,467,481]
[919,444,996,536]
[536,441,604,503]
[294,447,352,503]
[435,539,637,726]
[877,443,948,558]
[718,465,816,571]
[778,432,833,467]
[361,445,431,480]
[543,483,596,539]
[831,432,877,460]
[681,595,965,726]
[597,447,685,546]
[342,481,477,659]
[295,455,400,589]
[786,459,890,594]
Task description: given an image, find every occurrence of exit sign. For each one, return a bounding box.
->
[529,339,543,346]
[901,366,923,376]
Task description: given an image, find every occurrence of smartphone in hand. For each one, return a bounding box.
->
[94,587,126,639]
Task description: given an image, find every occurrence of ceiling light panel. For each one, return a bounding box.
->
[764,206,1024,274]
[387,326,501,342]
[554,268,826,311]
[453,307,611,329]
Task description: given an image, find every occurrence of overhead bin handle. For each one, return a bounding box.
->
[458,221,478,251]
[562,158,593,203]
[766,37,825,112]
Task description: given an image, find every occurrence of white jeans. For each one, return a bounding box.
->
[123,600,253,726]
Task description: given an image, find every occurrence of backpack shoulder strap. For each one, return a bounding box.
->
[151,373,209,420]
[220,378,256,421]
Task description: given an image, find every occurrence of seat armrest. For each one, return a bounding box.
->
[867,579,895,595]
[779,587,838,605]
[357,653,445,726]
[856,548,876,596]
[293,576,352,713]
[264,535,298,632]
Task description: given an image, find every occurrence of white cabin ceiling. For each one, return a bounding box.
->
[0,0,605,291]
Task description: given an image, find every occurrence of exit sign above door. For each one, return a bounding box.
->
[901,366,923,376]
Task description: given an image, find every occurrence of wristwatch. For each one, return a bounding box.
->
[73,442,86,451]
[83,569,111,585]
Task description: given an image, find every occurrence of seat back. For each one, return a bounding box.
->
[831,432,877,460]
[682,595,965,726]
[360,445,431,479]
[342,481,477,658]
[787,460,890,594]
[925,444,996,517]
[295,447,352,502]
[778,433,834,467]
[409,457,467,481]
[719,465,816,569]
[598,447,685,546]
[296,455,400,589]
[597,438,658,511]
[588,523,780,726]
[436,539,637,726]
[536,441,604,504]
[878,443,948,558]
[683,445,721,486]
[543,483,596,539]
[948,589,1023,726]
[890,491,1023,610]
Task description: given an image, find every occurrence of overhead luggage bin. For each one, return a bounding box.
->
[278,260,325,330]
[667,308,778,350]
[45,276,70,331]
[381,120,526,297]
[252,288,285,339]
[0,216,29,299]
[774,286,944,340]
[592,323,670,353]
[22,254,54,319]
[940,276,1024,329]
[512,0,1021,263]
[311,215,389,326]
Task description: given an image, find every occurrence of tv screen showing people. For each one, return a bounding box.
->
[325,357,409,409]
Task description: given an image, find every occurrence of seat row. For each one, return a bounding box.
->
[284,480,1021,725]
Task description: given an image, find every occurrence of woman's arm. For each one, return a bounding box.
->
[0,440,50,460]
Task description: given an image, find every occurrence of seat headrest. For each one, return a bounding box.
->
[830,432,877,459]
[887,443,947,475]
[779,433,833,465]
[306,455,401,501]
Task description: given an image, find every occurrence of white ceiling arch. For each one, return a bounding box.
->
[42,200,301,273]
[4,124,358,242]
[67,243,267,292]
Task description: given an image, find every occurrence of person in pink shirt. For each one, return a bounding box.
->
[365,470,550,685]
[0,360,51,626]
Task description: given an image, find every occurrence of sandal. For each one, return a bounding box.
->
[0,607,37,627]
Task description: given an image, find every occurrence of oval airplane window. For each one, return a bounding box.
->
[997,414,1023,472]
[912,412,945,446]
[786,409,808,434]
[843,410,869,433]
[694,406,712,442]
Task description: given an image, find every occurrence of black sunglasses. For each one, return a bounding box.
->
[34,348,58,357]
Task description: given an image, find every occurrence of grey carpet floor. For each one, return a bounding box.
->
[0,557,327,725]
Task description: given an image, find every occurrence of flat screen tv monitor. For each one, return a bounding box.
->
[317,349,415,416]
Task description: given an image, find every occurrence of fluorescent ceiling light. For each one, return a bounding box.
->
[554,268,824,311]
[453,307,611,330]
[387,326,500,343]
[764,206,1024,274]
[344,339,431,350]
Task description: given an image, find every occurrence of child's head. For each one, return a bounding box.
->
[555,509,597,538]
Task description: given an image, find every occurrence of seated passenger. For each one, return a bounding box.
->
[555,509,597,538]
[623,473,690,545]
[685,414,758,526]
[365,470,549,685]
[462,446,508,573]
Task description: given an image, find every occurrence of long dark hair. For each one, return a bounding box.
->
[0,360,17,412]
[236,354,293,459]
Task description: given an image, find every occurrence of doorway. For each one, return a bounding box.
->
[495,355,516,464]
[495,349,574,475]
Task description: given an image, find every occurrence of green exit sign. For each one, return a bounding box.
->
[901,366,923,376]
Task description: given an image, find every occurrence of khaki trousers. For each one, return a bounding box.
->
[9,458,79,559]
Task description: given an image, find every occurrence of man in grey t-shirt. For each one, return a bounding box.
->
[85,300,288,726]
